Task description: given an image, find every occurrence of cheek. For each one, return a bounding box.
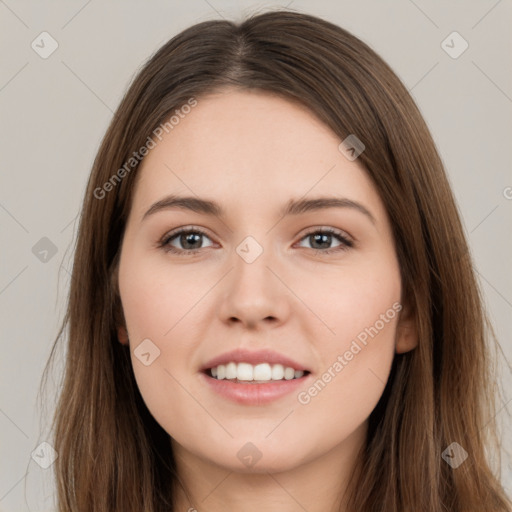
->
[119,254,204,340]
[288,258,400,422]
[289,253,401,351]
[300,311,399,409]
[286,305,399,463]
[118,253,211,435]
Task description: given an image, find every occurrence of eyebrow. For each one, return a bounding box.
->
[142,194,376,225]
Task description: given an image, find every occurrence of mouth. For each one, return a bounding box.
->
[203,362,310,383]
[199,348,312,404]
[199,360,312,405]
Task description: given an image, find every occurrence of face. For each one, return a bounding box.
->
[117,89,416,474]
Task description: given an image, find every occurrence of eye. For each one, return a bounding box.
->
[158,227,214,255]
[158,226,354,256]
[296,228,354,254]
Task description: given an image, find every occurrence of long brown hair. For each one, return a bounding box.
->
[41,9,511,511]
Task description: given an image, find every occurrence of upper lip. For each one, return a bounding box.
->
[200,348,310,373]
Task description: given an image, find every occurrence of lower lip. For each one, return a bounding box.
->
[199,372,311,405]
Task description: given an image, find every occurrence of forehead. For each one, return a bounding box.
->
[130,89,386,224]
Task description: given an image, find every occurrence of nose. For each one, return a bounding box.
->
[218,241,291,330]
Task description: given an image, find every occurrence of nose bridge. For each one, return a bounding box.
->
[219,232,288,326]
[232,232,276,298]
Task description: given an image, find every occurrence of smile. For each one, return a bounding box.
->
[207,362,308,382]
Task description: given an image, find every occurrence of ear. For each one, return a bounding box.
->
[395,302,418,354]
[117,326,129,345]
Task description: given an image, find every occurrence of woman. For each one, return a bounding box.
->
[42,9,511,512]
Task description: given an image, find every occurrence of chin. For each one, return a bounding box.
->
[200,437,312,474]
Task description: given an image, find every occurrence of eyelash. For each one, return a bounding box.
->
[157,226,354,256]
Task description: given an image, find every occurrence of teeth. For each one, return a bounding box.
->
[209,362,306,382]
[225,362,237,379]
[284,367,295,380]
[254,363,272,380]
[271,364,284,380]
[237,362,253,381]
[217,364,226,379]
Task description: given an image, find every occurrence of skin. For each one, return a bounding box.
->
[117,88,418,512]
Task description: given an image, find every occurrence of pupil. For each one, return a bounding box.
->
[312,233,330,249]
[182,233,201,249]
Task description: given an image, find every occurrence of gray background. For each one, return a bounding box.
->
[1,1,511,510]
